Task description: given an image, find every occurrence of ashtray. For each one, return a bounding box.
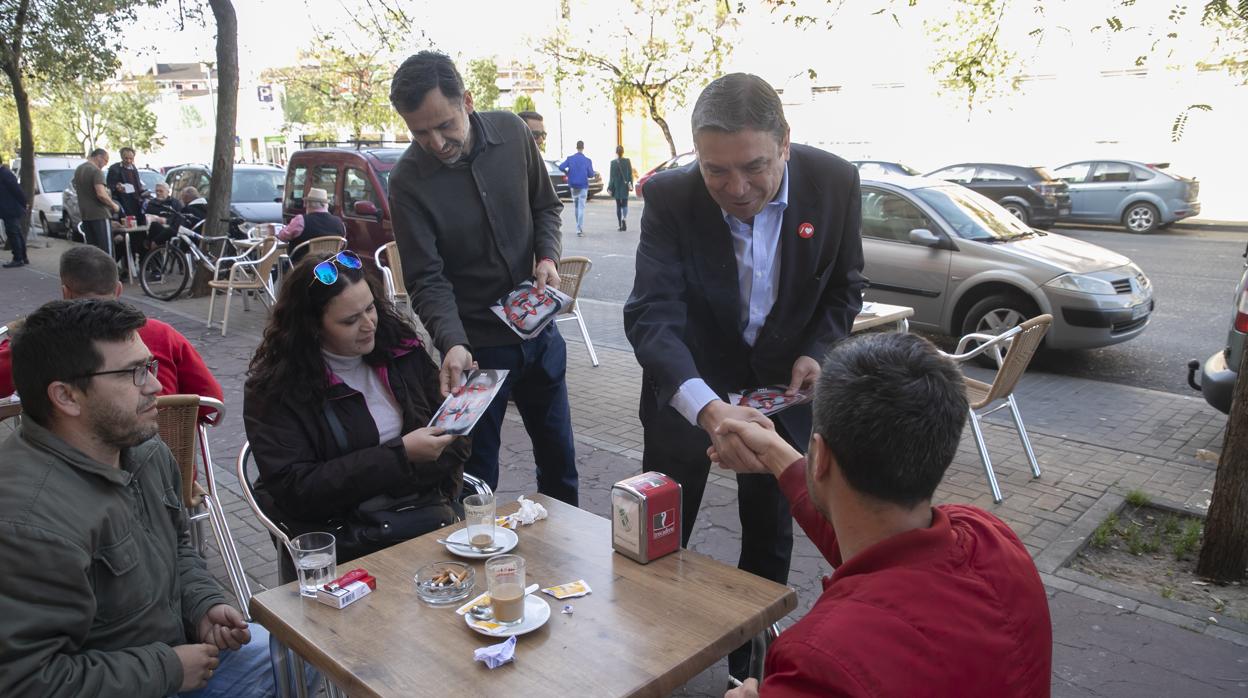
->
[414,561,475,606]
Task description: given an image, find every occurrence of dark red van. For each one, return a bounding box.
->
[283,147,406,257]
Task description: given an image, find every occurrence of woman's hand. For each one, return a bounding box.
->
[401,426,457,463]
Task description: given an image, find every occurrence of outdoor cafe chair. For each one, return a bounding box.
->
[155,394,252,610]
[206,235,281,336]
[555,256,600,367]
[287,235,347,264]
[943,314,1052,502]
[374,241,410,313]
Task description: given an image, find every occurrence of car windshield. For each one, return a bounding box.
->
[139,171,163,191]
[914,185,1036,241]
[231,170,284,202]
[40,169,75,193]
[376,170,390,193]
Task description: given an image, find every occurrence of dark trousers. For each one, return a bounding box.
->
[2,214,24,262]
[465,324,578,505]
[82,218,112,254]
[614,198,628,223]
[641,399,805,679]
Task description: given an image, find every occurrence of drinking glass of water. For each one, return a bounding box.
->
[289,532,336,598]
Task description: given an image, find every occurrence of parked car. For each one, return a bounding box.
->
[860,176,1153,353]
[165,162,285,231]
[1052,160,1200,234]
[635,151,696,199]
[63,167,164,233]
[852,160,920,178]
[1189,241,1247,414]
[12,154,82,235]
[545,159,603,199]
[924,163,1071,228]
[283,147,402,257]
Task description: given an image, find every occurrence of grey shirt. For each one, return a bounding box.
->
[73,161,110,221]
[389,110,563,351]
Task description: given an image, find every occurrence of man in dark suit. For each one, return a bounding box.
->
[623,73,864,681]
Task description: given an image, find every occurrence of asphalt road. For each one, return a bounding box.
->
[560,197,1247,396]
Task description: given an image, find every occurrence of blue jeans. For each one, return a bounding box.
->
[465,324,578,505]
[571,187,587,232]
[177,624,321,698]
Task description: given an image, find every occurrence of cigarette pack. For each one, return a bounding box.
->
[315,574,376,609]
[611,472,682,564]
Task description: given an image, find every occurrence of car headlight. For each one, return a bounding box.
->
[1044,273,1118,295]
[51,205,63,212]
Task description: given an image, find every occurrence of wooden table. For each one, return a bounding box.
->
[852,301,913,334]
[250,496,797,698]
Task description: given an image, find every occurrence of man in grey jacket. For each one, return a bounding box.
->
[0,299,276,697]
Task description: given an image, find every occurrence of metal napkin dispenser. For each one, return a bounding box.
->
[611,472,682,564]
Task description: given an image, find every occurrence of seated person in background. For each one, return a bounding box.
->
[0,246,224,426]
[179,186,209,231]
[0,299,276,697]
[277,187,346,263]
[716,332,1052,698]
[144,181,185,248]
[243,253,470,582]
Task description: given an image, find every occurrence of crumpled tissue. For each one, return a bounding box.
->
[504,495,548,527]
[474,635,517,669]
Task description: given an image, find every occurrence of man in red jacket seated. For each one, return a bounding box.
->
[0,246,223,423]
[713,332,1052,697]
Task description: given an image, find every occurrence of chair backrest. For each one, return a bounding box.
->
[251,236,281,282]
[290,235,347,261]
[156,394,226,508]
[236,441,291,548]
[980,314,1052,404]
[0,397,21,423]
[375,241,409,301]
[556,256,592,316]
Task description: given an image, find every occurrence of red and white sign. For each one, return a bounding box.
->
[797,222,815,238]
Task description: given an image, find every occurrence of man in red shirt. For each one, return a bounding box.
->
[714,332,1052,697]
[0,246,222,422]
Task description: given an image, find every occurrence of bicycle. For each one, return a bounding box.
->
[138,219,245,301]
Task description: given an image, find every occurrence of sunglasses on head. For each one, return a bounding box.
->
[311,250,363,286]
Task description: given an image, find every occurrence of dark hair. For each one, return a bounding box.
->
[691,73,789,144]
[89,148,108,158]
[60,245,119,297]
[11,299,147,425]
[246,254,417,405]
[811,333,968,507]
[119,147,135,157]
[576,140,584,150]
[518,111,543,122]
[390,51,464,113]
[616,145,624,156]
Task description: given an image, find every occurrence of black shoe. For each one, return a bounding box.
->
[3,260,24,268]
[622,220,627,231]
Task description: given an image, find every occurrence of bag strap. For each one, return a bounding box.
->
[323,401,350,453]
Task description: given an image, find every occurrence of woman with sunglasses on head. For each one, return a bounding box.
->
[243,251,470,581]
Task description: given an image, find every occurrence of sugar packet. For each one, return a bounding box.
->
[542,579,592,600]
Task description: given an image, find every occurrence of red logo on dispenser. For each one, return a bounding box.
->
[797,222,814,238]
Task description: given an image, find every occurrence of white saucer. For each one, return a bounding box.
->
[464,594,550,637]
[442,526,519,559]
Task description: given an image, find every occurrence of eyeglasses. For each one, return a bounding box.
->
[531,131,547,140]
[73,359,159,387]
[312,250,363,286]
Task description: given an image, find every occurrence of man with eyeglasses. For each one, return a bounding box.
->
[0,299,278,697]
[518,111,547,150]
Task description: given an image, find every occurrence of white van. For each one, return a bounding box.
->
[11,154,84,236]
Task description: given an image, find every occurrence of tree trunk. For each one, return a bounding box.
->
[4,62,35,238]
[191,0,239,297]
[643,89,677,158]
[1196,342,1248,582]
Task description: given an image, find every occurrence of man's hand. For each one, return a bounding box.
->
[788,355,821,395]
[698,401,774,473]
[709,418,802,478]
[725,678,760,698]
[174,643,220,692]
[439,345,474,397]
[197,603,250,651]
[534,258,561,293]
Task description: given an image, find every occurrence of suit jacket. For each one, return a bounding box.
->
[623,143,865,429]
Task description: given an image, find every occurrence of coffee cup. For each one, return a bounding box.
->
[485,554,525,626]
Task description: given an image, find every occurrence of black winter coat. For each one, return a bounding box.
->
[243,340,470,567]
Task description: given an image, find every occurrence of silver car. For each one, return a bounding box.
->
[861,177,1154,350]
[1052,160,1200,234]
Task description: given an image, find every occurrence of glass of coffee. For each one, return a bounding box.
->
[463,493,495,549]
[485,554,526,626]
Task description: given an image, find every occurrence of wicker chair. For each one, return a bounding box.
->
[288,235,347,263]
[155,395,251,610]
[943,314,1052,502]
[206,236,281,336]
[374,241,409,312]
[555,256,599,367]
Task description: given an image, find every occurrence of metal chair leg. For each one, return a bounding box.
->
[574,310,599,367]
[292,654,311,698]
[207,288,217,328]
[1007,394,1041,478]
[269,634,293,698]
[221,288,233,336]
[969,409,1003,503]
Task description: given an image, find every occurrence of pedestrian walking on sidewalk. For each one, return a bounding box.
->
[0,163,28,267]
[559,140,594,236]
[607,146,634,231]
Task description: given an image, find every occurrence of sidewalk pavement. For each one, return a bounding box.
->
[3,237,1245,697]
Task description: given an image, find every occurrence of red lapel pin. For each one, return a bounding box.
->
[798,222,814,239]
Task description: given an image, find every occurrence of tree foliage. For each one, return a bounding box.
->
[512,93,536,114]
[465,58,501,111]
[538,0,736,157]
[269,40,400,142]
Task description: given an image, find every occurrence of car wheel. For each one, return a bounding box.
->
[960,293,1040,368]
[1123,202,1159,234]
[1002,203,1029,225]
